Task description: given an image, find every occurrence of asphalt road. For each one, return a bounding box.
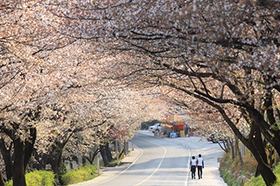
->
[71,131,227,186]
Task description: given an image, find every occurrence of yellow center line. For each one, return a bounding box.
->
[134,145,167,186]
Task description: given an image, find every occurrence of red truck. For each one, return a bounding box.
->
[161,121,186,137]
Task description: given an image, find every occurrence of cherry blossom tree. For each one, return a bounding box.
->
[47,0,280,185]
[2,0,279,186]
[0,2,96,185]
[107,1,279,185]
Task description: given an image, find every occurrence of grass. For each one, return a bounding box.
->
[245,164,280,186]
[219,149,280,186]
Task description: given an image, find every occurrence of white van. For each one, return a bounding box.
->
[148,123,162,133]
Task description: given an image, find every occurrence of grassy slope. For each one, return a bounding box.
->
[219,150,279,186]
[244,164,280,186]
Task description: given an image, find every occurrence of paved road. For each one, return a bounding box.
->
[71,130,227,186]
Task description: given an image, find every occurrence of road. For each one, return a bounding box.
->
[71,131,227,186]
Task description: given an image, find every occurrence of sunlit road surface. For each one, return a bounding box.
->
[71,131,227,186]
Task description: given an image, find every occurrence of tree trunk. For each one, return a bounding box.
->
[105,143,112,162]
[49,143,65,186]
[117,140,122,152]
[100,144,109,166]
[258,161,277,186]
[230,140,235,160]
[243,136,276,186]
[0,128,36,186]
[250,108,280,159]
[13,139,26,186]
[246,125,276,186]
[217,137,231,153]
[24,128,36,170]
[234,136,238,159]
[0,138,13,181]
[115,141,119,159]
[49,132,74,185]
[91,147,100,164]
[0,172,5,186]
[236,142,244,166]
[124,140,129,156]
[50,156,59,185]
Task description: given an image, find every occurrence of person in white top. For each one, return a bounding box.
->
[190,156,197,179]
[196,154,204,179]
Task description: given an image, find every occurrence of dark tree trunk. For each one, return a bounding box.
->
[30,152,47,170]
[243,133,276,186]
[49,132,74,185]
[236,142,244,166]
[100,144,109,166]
[230,139,235,160]
[0,172,5,186]
[12,139,26,186]
[124,140,129,156]
[49,142,65,186]
[50,154,61,185]
[105,143,112,162]
[0,138,13,181]
[24,128,36,170]
[116,140,122,152]
[234,136,239,159]
[262,85,280,158]
[255,164,260,177]
[217,138,231,153]
[250,108,280,160]
[114,141,119,159]
[257,161,277,186]
[86,147,100,164]
[246,125,276,186]
[0,128,36,186]
[273,135,280,158]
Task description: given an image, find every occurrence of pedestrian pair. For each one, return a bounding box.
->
[190,154,204,179]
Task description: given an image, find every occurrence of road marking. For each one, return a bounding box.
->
[173,138,191,186]
[185,145,191,186]
[133,143,167,186]
[95,145,144,186]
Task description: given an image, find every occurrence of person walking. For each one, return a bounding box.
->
[190,156,197,179]
[197,154,204,179]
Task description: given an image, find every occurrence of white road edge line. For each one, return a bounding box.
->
[133,141,167,186]
[185,144,191,186]
[95,144,144,186]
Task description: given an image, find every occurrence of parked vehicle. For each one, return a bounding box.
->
[148,123,162,133]
[207,133,226,143]
[207,133,218,143]
[161,122,186,137]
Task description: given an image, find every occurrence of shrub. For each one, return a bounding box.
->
[34,171,55,186]
[5,170,55,186]
[5,179,12,186]
[61,164,99,185]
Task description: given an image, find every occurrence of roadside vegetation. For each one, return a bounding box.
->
[61,164,99,185]
[5,159,121,186]
[5,171,55,186]
[5,164,98,186]
[245,164,280,186]
[4,140,132,186]
[220,148,280,186]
